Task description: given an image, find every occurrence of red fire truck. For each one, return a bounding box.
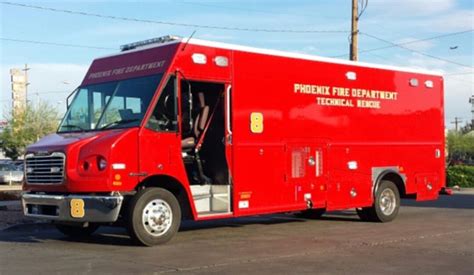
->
[22,36,445,246]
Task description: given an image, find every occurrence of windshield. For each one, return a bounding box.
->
[58,74,163,132]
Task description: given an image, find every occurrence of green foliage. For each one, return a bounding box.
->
[460,122,473,135]
[0,101,60,160]
[446,165,474,187]
[446,131,474,165]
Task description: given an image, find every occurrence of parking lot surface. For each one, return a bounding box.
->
[0,193,473,274]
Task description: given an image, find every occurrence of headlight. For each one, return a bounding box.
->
[97,157,107,171]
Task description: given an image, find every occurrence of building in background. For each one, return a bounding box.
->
[10,65,29,117]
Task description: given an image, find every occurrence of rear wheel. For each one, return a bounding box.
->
[55,223,99,238]
[127,188,181,246]
[357,180,400,222]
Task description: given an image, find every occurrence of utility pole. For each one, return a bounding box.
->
[470,95,474,128]
[22,64,30,101]
[451,117,463,132]
[350,0,359,61]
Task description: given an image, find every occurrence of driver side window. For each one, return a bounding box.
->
[146,76,177,132]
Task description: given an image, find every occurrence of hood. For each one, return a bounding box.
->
[26,129,127,155]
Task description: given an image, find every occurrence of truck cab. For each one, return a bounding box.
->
[22,36,234,245]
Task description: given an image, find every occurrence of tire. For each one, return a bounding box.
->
[127,188,181,246]
[55,223,99,238]
[296,208,326,219]
[357,180,400,222]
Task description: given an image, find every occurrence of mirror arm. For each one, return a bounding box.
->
[66,87,79,109]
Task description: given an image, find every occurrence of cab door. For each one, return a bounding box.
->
[138,75,180,180]
[224,84,234,184]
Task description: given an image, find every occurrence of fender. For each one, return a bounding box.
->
[371,166,406,197]
[135,173,198,220]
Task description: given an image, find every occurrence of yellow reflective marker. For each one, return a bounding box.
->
[70,199,85,218]
[250,112,264,134]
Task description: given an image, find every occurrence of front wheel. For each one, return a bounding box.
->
[127,188,181,246]
[357,180,400,222]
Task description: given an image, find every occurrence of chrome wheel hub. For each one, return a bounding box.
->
[379,188,396,216]
[142,199,172,237]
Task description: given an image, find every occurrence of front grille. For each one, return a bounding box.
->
[25,152,65,185]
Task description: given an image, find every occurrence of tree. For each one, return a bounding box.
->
[0,101,60,160]
[460,122,473,135]
[446,131,474,166]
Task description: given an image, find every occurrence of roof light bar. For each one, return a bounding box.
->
[120,35,181,52]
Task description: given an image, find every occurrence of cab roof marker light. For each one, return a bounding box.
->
[112,163,126,170]
[409,78,419,87]
[214,56,229,67]
[192,53,207,64]
[346,71,357,80]
[425,80,434,88]
[120,35,181,52]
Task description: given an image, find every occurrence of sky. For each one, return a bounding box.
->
[0,0,473,128]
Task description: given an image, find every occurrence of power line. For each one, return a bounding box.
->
[32,91,71,95]
[445,76,474,85]
[0,1,348,34]
[1,37,114,50]
[332,29,474,58]
[178,1,309,18]
[361,32,473,69]
[358,0,368,19]
[445,71,474,76]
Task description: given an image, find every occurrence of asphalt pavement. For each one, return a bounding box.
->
[0,192,472,274]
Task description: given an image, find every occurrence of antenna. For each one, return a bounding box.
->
[182,30,197,51]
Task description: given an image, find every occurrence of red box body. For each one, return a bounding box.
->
[24,39,445,220]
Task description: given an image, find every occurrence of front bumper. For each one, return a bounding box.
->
[22,193,123,223]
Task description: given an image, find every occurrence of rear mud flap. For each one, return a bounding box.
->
[415,174,440,201]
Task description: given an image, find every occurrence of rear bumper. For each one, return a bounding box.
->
[22,193,123,223]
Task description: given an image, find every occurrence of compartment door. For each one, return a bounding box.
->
[287,144,327,208]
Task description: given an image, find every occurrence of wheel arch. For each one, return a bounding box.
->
[372,167,407,199]
[135,174,194,220]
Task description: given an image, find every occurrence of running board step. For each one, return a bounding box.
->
[190,185,231,214]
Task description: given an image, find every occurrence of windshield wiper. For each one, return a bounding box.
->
[60,124,85,131]
[99,119,140,130]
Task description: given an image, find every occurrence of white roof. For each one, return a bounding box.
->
[98,37,443,77]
